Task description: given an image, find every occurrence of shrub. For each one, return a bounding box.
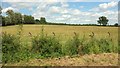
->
[32,26,62,58]
[2,32,32,63]
[80,38,100,55]
[80,37,117,55]
[63,32,80,56]
[2,32,21,63]
[98,38,113,53]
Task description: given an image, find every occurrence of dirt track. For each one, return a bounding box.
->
[3,53,118,66]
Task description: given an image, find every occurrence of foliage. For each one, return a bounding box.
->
[14,12,22,24]
[40,17,47,24]
[35,19,40,23]
[2,9,35,26]
[63,33,81,56]
[24,15,35,24]
[81,37,117,55]
[114,23,118,26]
[32,26,62,58]
[0,6,2,14]
[2,25,118,63]
[97,16,109,26]
[2,32,21,63]
[2,25,32,63]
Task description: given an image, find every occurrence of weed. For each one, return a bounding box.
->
[31,26,62,58]
[63,32,80,56]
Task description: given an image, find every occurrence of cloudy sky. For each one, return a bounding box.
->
[1,0,119,25]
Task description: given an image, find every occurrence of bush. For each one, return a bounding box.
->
[78,37,99,55]
[32,27,62,58]
[63,33,81,56]
[2,32,21,63]
[81,37,117,55]
[2,26,117,63]
[98,38,117,53]
[2,32,32,63]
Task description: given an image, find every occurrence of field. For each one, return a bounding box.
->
[1,25,119,66]
[2,24,118,40]
[2,25,118,46]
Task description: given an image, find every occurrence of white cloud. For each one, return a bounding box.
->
[49,6,61,13]
[2,0,35,2]
[30,2,118,24]
[91,13,101,17]
[56,17,65,20]
[99,1,117,9]
[2,0,67,2]
[103,10,117,15]
[2,0,120,2]
[62,14,71,18]
[2,7,16,13]
[61,9,69,14]
[72,9,81,15]
[61,2,69,7]
[84,20,91,22]
[90,1,118,12]
[8,2,39,10]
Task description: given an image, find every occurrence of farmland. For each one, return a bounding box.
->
[2,24,118,40]
[1,25,118,47]
[1,25,118,66]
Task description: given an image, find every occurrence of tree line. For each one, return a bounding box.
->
[1,9,47,26]
[0,6,118,26]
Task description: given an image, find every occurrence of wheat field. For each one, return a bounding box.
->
[1,25,119,66]
[1,24,118,43]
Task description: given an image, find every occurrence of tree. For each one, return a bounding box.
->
[35,19,40,23]
[97,16,109,26]
[14,12,22,24]
[40,17,47,24]
[24,15,35,24]
[0,6,2,14]
[5,16,11,25]
[2,16,6,26]
[0,6,2,25]
[114,23,118,26]
[6,10,16,25]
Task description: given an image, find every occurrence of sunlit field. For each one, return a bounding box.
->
[2,25,118,46]
[1,24,118,41]
[1,25,118,66]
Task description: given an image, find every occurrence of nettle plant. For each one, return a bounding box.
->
[63,32,81,56]
[2,24,32,63]
[32,26,62,58]
[2,25,118,63]
[2,32,21,63]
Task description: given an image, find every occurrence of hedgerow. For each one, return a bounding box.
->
[2,26,118,63]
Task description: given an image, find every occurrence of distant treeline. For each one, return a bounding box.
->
[39,22,119,27]
[1,9,119,27]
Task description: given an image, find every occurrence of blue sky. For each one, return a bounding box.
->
[1,1,118,25]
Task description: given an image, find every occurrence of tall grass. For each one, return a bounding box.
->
[2,25,118,63]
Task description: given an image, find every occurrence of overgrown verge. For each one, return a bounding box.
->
[2,26,118,63]
[2,32,32,63]
[2,25,32,63]
[32,26,62,58]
